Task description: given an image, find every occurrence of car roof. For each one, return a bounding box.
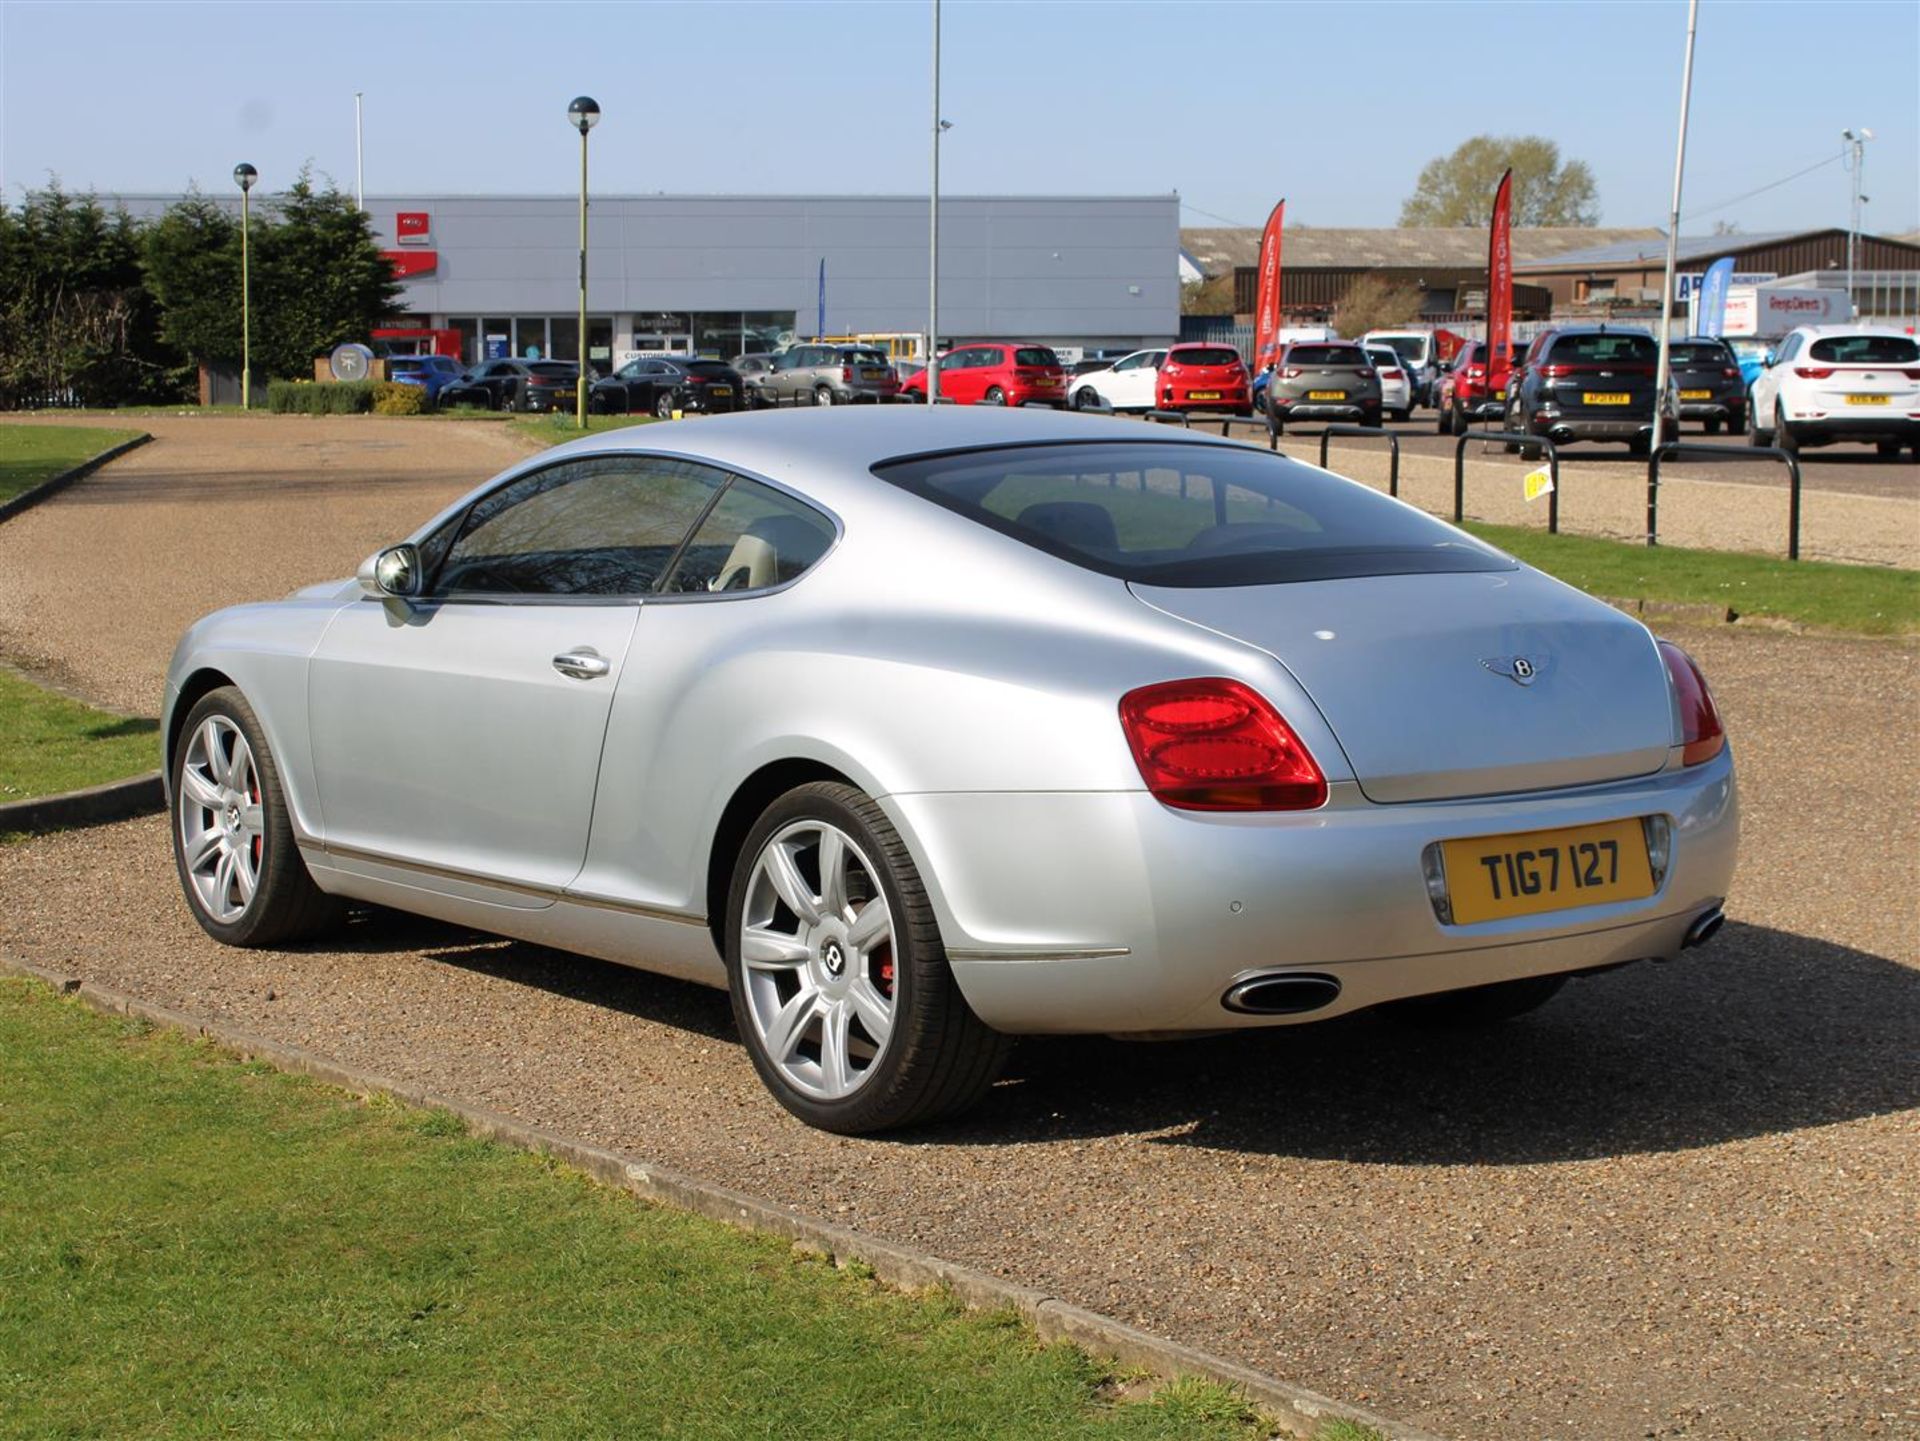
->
[1787,323,1914,338]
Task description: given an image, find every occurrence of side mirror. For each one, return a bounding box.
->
[1763,351,1777,368]
[358,543,423,599]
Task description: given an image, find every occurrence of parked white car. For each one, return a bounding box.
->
[1749,325,1920,458]
[1365,346,1414,423]
[1363,329,1440,407]
[1068,348,1169,411]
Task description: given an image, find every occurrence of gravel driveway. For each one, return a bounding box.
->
[2,416,1915,1438]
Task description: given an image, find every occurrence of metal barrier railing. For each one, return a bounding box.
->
[1315,426,1403,498]
[1650,441,1804,559]
[1453,431,1562,533]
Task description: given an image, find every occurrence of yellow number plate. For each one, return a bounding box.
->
[1494,388,1506,399]
[1680,389,1711,400]
[710,386,732,395]
[1441,818,1655,925]
[1847,393,1890,406]
[1583,392,1631,405]
[1189,390,1222,400]
[1307,390,1346,401]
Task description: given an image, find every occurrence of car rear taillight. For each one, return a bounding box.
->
[842,365,855,382]
[1723,367,1740,378]
[1657,641,1725,767]
[1465,365,1485,379]
[1164,364,1183,375]
[1793,366,1834,379]
[1381,368,1403,379]
[1282,367,1303,379]
[1904,368,1920,380]
[1541,364,1572,378]
[1118,678,1326,811]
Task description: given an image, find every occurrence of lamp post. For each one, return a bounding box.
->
[927,0,945,403]
[1843,127,1872,319]
[568,96,600,429]
[233,163,257,410]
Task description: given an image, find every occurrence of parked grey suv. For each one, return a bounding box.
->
[759,344,901,406]
[1264,341,1383,432]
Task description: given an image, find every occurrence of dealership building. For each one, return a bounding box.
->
[118,192,1181,367]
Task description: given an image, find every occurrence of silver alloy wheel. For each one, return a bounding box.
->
[815,384,835,407]
[176,715,265,924]
[739,819,895,1102]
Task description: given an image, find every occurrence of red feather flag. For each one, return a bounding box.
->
[1253,199,1286,372]
[1487,168,1514,393]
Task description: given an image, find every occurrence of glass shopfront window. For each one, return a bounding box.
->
[482,318,512,361]
[514,317,549,360]
[450,318,479,365]
[688,311,797,360]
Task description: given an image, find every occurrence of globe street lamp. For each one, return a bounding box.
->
[568,97,601,428]
[233,163,258,410]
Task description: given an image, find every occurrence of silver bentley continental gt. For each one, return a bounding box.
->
[164,408,1737,1133]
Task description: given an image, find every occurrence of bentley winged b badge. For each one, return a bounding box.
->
[1481,654,1550,686]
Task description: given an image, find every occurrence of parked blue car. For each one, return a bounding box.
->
[385,353,465,401]
[1724,337,1770,391]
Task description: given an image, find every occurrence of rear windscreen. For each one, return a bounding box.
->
[528,362,579,378]
[1173,348,1242,368]
[873,441,1512,588]
[1808,335,1920,364]
[685,361,735,375]
[1366,351,1401,369]
[1287,345,1366,366]
[1669,343,1730,366]
[1550,334,1657,364]
[1014,347,1061,367]
[844,350,891,366]
[1374,336,1426,363]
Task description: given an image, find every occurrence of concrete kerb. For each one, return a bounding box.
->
[0,949,1441,1441]
[0,432,152,526]
[0,771,164,835]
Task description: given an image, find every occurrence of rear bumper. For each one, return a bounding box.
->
[887,749,1738,1035]
[1678,398,1742,422]
[1783,413,1920,443]
[1275,401,1375,421]
[1538,414,1655,441]
[523,390,577,413]
[1164,387,1251,411]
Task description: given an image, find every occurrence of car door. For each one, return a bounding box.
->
[1752,332,1798,420]
[952,348,994,405]
[1109,351,1159,410]
[307,453,730,896]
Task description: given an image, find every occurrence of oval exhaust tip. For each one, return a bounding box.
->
[1222,972,1342,1016]
[1683,907,1725,949]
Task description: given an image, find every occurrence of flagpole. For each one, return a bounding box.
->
[1653,0,1700,495]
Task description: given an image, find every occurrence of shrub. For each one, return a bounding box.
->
[373,381,426,416]
[264,379,376,415]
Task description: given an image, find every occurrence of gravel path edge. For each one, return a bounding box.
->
[0,770,164,835]
[0,949,1443,1441]
[0,431,152,526]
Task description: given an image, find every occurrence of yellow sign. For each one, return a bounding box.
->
[1523,468,1554,502]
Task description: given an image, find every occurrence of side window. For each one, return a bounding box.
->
[660,478,836,595]
[1774,334,1800,364]
[434,457,727,598]
[1114,353,1140,372]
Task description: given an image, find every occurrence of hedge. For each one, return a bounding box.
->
[265,379,377,415]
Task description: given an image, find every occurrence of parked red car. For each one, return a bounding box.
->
[1156,343,1252,416]
[1437,339,1530,435]
[901,342,1070,407]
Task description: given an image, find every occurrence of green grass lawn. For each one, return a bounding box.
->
[0,422,145,506]
[510,411,658,446]
[1466,522,1920,636]
[0,667,157,803]
[0,976,1271,1440]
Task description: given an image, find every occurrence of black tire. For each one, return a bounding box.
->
[1382,973,1567,1028]
[498,384,519,413]
[984,386,1006,406]
[654,390,677,419]
[1448,399,1468,436]
[1628,435,1652,458]
[170,686,342,947]
[1774,404,1799,455]
[1705,419,1721,435]
[1073,387,1104,411]
[725,782,1011,1134]
[1876,440,1902,458]
[1435,403,1450,435]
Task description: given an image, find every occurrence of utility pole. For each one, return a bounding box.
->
[1843,128,1872,319]
[927,0,942,403]
[355,92,365,211]
[1651,0,1700,528]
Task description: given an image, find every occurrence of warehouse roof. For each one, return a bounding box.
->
[1180,226,1662,276]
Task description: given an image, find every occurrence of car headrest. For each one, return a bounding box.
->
[1014,501,1119,554]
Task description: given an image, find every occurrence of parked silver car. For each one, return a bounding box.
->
[164,408,1737,1133]
[758,344,901,406]
[1264,340,1383,431]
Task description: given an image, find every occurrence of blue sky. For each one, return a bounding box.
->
[3,0,1915,236]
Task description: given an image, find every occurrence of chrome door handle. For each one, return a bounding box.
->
[552,649,611,680]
